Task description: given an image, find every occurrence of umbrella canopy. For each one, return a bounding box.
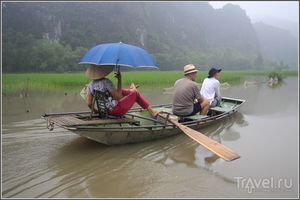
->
[78,42,158,69]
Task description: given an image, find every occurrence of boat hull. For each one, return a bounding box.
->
[43,97,245,145]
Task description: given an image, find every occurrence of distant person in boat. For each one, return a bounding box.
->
[85,65,159,117]
[200,67,222,107]
[172,64,210,116]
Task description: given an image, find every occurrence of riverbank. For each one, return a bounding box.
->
[2,70,298,93]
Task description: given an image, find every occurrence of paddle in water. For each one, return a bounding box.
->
[157,113,240,162]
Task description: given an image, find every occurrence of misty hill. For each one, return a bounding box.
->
[253,16,298,38]
[253,22,298,69]
[2,2,297,72]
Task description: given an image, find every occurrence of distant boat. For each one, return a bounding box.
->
[268,76,279,86]
[42,97,245,145]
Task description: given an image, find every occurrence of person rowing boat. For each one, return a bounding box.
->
[85,65,160,117]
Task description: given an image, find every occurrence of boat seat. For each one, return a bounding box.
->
[209,101,237,113]
[49,116,140,127]
[178,114,208,123]
[209,106,230,113]
[183,115,208,120]
[154,107,208,121]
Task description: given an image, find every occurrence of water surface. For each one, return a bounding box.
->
[2,77,298,198]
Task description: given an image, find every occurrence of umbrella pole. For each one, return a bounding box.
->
[116,65,122,90]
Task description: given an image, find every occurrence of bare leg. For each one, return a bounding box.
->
[130,83,160,117]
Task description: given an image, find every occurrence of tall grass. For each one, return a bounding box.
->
[2,70,298,93]
[3,73,88,93]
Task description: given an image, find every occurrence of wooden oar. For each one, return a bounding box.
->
[158,113,240,162]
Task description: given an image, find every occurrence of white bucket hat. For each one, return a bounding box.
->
[184,64,198,75]
[85,65,114,80]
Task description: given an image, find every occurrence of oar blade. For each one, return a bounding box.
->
[187,129,240,161]
[170,118,240,161]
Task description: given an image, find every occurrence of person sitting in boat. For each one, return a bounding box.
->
[200,67,222,107]
[172,64,210,116]
[85,65,159,117]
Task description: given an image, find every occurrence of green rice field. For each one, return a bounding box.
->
[2,70,298,93]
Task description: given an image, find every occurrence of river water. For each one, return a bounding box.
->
[2,77,298,198]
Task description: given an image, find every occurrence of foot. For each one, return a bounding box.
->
[151,109,160,117]
[130,83,138,92]
[147,107,160,117]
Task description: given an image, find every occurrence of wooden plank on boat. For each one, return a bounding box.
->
[49,116,84,126]
[74,118,140,126]
[49,116,140,126]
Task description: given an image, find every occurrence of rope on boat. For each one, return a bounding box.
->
[162,112,170,127]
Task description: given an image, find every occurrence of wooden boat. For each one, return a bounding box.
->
[42,97,245,145]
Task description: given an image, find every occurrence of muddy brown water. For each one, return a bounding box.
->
[2,77,298,198]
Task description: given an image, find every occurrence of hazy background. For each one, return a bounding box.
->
[209,1,299,37]
[2,1,299,72]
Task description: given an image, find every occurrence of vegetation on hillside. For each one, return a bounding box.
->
[2,2,297,73]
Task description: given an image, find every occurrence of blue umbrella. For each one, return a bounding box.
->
[78,42,158,69]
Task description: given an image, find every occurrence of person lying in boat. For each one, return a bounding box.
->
[85,65,159,117]
[172,64,210,117]
[200,67,222,107]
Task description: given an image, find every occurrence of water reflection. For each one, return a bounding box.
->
[221,112,248,141]
[267,80,285,89]
[47,129,241,198]
[47,111,247,197]
[2,77,298,198]
[45,139,118,197]
[49,111,248,172]
[153,112,248,168]
[47,138,168,198]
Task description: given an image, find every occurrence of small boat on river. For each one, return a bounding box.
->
[43,97,245,145]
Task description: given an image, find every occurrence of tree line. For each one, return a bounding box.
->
[2,2,294,72]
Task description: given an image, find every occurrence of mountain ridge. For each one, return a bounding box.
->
[2,2,297,72]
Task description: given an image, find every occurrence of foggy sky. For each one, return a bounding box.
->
[209,1,299,23]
